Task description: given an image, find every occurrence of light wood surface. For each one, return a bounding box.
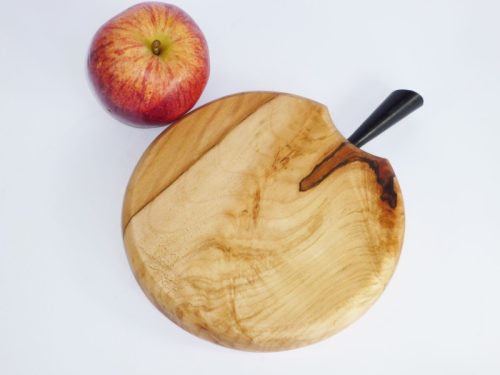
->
[122,92,404,351]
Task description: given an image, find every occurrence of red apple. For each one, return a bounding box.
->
[88,2,209,126]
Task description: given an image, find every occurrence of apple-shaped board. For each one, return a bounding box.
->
[122,92,405,351]
[88,2,209,126]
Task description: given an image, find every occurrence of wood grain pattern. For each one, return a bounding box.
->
[122,92,404,351]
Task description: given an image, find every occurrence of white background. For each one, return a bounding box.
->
[1,0,499,373]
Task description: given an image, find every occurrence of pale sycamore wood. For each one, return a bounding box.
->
[122,92,404,351]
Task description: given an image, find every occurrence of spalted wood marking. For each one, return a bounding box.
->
[123,92,405,351]
[300,141,397,208]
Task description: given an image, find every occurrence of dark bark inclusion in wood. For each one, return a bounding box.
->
[299,142,397,209]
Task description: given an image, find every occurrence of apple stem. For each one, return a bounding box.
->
[152,40,161,56]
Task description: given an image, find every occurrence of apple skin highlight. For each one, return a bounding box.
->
[88,2,209,126]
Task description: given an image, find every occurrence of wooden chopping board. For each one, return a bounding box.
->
[122,92,404,351]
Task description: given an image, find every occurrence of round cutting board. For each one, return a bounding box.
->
[122,92,404,351]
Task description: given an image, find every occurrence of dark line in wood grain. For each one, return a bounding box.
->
[123,94,279,233]
[299,142,397,209]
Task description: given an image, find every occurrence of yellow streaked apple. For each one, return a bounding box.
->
[88,2,209,126]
